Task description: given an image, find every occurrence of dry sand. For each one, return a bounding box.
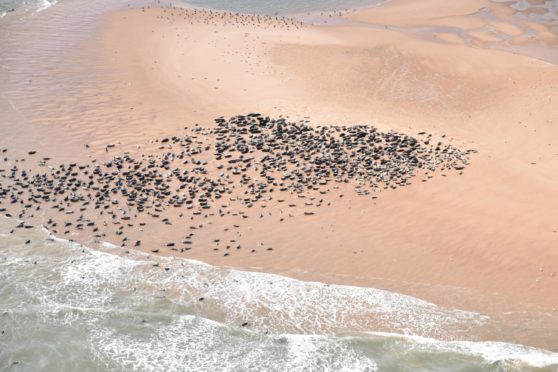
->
[93,2,558,311]
[2,0,558,341]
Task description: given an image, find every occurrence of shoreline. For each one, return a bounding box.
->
[3,214,558,361]
[1,0,558,354]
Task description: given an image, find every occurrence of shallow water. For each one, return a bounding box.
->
[0,0,385,16]
[0,0,56,15]
[179,0,387,15]
[1,218,557,371]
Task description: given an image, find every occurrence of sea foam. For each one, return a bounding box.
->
[1,217,557,370]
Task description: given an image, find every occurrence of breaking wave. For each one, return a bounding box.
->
[1,217,557,371]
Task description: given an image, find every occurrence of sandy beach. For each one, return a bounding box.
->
[75,1,558,308]
[1,0,558,356]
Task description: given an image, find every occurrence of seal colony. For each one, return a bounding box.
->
[0,114,471,255]
[149,3,305,29]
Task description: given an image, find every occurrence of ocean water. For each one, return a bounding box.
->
[0,0,370,16]
[0,0,55,15]
[1,217,557,371]
[179,0,387,15]
[0,0,387,17]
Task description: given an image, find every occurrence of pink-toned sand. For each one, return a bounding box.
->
[1,0,558,340]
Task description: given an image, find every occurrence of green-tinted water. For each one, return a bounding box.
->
[1,219,556,371]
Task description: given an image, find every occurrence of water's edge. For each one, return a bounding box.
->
[1,216,557,371]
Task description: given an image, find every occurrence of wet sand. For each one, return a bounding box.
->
[1,0,558,349]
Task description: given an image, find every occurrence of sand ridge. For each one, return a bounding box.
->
[81,3,558,314]
[1,0,558,350]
